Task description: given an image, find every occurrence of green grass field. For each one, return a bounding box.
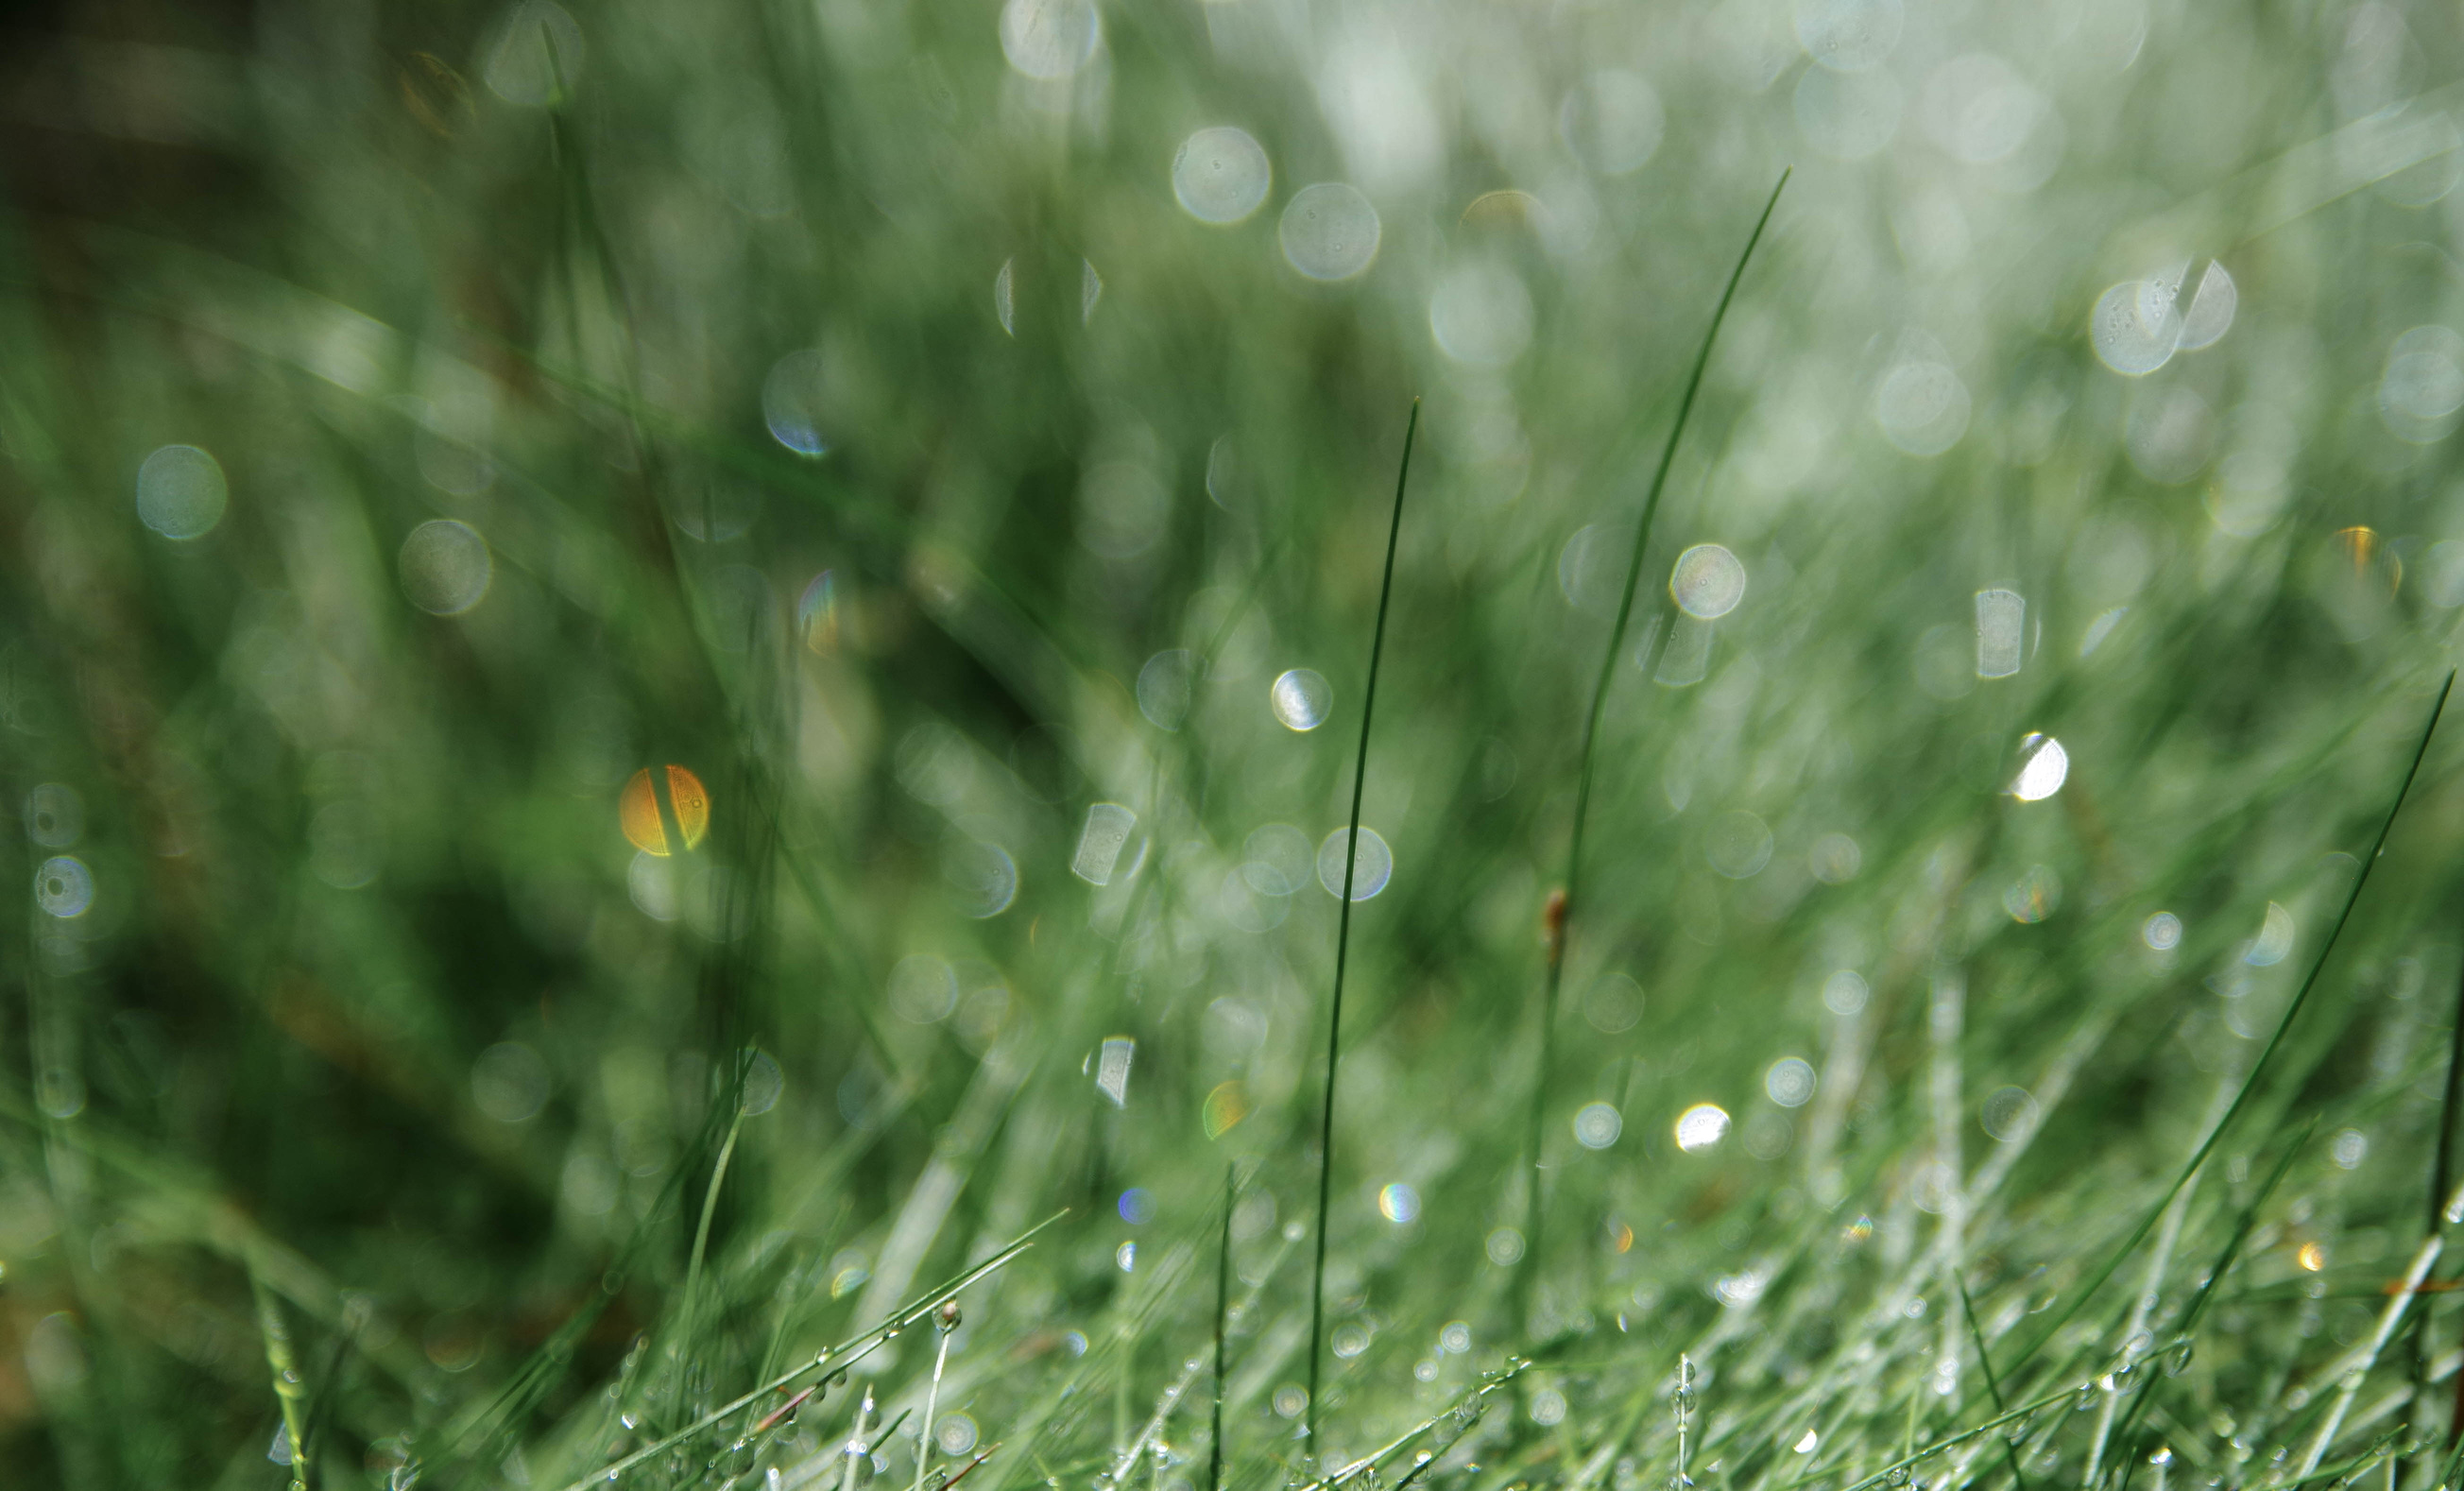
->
[8,1,2464,1489]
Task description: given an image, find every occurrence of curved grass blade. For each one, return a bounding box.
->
[1519,168,1789,1326]
[1305,398,1421,1457]
[1993,672,2455,1391]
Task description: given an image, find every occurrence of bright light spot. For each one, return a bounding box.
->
[2245,901,2295,966]
[1530,1389,1568,1426]
[2142,911,2182,951]
[1675,1103,1731,1153]
[2331,1129,2369,1170]
[2297,1242,2326,1272]
[1172,127,1272,225]
[1440,1321,1471,1354]
[1484,1227,1525,1265]
[1795,1431,1821,1455]
[2178,262,2236,351]
[619,765,711,856]
[1765,1057,1817,1107]
[1822,969,1870,1016]
[1715,1267,1770,1307]
[1118,1189,1155,1224]
[1072,803,1138,885]
[1000,0,1099,80]
[34,856,94,918]
[1317,827,1394,900]
[1378,1181,1421,1224]
[1271,669,1332,730]
[1095,1037,1134,1106]
[1572,1102,1623,1149]
[2092,278,2182,376]
[1116,1242,1137,1272]
[1670,543,1747,619]
[2009,733,2068,800]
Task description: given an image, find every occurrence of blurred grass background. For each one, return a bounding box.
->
[9,0,2464,1488]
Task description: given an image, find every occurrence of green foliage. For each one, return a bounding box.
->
[7,2,2464,1491]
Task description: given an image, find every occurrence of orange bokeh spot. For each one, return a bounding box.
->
[621,764,710,856]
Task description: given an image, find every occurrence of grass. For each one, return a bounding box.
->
[1306,398,1418,1462]
[12,4,2464,1491]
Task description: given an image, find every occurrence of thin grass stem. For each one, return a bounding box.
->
[1305,398,1420,1457]
[1210,1165,1234,1491]
[1517,169,1788,1327]
[250,1268,311,1491]
[916,1308,958,1491]
[1956,1276,2031,1491]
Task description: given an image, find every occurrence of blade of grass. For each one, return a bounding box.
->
[1210,1164,1234,1491]
[1991,671,2455,1390]
[676,1068,750,1417]
[1304,397,1420,1458]
[249,1268,310,1491]
[1518,168,1788,1328]
[1955,1276,2031,1491]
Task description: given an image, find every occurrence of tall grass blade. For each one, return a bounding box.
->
[1210,1165,1234,1491]
[1519,168,1789,1325]
[1306,398,1421,1457]
[1993,672,2454,1388]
